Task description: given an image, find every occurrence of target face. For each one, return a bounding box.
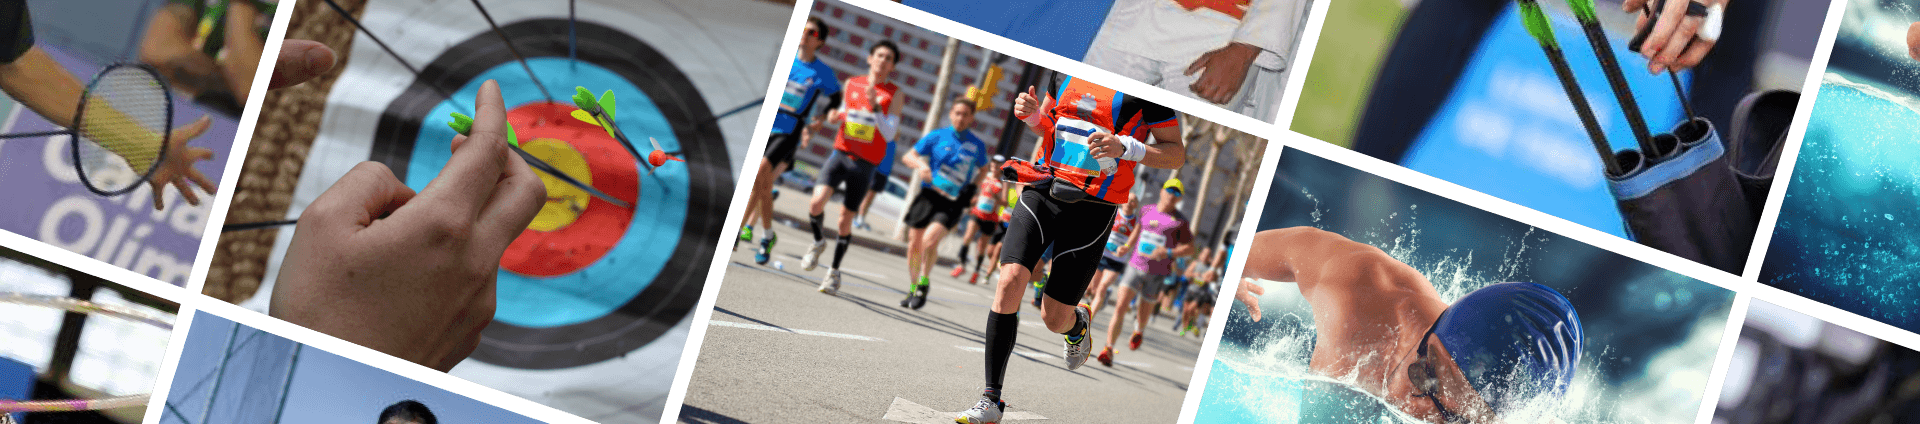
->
[369,19,730,369]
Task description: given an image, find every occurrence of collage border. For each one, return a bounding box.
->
[0,0,1905,422]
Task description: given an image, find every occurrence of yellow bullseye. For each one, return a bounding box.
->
[521,137,593,232]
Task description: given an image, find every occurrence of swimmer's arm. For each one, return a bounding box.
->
[1253,227,1423,302]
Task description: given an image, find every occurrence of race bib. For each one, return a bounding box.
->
[1137,232,1167,257]
[975,196,995,214]
[843,110,878,143]
[932,163,966,199]
[1051,118,1114,174]
[779,79,809,113]
[1105,228,1130,254]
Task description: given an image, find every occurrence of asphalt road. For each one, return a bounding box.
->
[681,191,1207,423]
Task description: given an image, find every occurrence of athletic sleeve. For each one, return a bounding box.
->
[0,2,33,65]
[1140,102,1179,130]
[876,141,897,175]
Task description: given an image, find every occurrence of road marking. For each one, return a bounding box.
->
[883,397,1047,423]
[708,320,885,342]
[953,345,1054,360]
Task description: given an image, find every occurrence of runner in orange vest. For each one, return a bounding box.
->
[958,75,1185,423]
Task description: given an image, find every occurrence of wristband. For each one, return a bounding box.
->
[1116,135,1148,162]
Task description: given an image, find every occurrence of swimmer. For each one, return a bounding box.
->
[1235,227,1584,423]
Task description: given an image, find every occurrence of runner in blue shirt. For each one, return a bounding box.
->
[744,16,843,264]
[898,97,992,309]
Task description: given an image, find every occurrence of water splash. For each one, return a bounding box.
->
[1202,186,1721,423]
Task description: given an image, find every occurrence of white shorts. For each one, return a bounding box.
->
[1083,42,1286,122]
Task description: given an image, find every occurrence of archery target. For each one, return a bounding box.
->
[254,0,782,418]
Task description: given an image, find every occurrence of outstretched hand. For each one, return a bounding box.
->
[1236,279,1266,322]
[270,80,545,371]
[148,116,216,210]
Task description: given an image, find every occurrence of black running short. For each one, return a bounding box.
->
[991,221,1007,244]
[1097,256,1126,272]
[763,131,803,170]
[1000,188,1117,306]
[906,189,965,229]
[817,151,875,211]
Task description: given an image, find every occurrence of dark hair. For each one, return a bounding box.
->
[950,97,977,113]
[806,16,830,41]
[870,40,902,64]
[378,400,437,424]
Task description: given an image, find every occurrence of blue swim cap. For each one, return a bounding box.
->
[1430,282,1583,416]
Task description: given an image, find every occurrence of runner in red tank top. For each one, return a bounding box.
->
[801,39,904,295]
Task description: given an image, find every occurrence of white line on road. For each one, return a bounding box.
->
[708,320,886,342]
[884,397,1047,423]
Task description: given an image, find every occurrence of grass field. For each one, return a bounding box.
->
[1289,0,1408,148]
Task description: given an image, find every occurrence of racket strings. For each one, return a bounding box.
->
[75,66,172,194]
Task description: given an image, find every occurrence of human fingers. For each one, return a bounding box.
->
[305,162,418,231]
[1185,50,1213,76]
[268,40,337,90]
[186,148,217,193]
[1622,0,1649,12]
[472,144,545,252]
[1654,14,1703,72]
[172,178,200,206]
[171,115,213,144]
[1639,0,1689,62]
[412,80,509,218]
[1674,39,1715,70]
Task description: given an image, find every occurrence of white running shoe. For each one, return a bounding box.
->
[800,240,827,271]
[1063,304,1091,370]
[817,270,842,295]
[955,396,1004,424]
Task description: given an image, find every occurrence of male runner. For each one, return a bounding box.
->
[805,39,902,295]
[1084,191,1140,321]
[1176,246,1222,335]
[742,16,840,264]
[957,75,1184,423]
[852,139,898,231]
[1096,179,1194,367]
[1235,227,1585,422]
[899,98,991,309]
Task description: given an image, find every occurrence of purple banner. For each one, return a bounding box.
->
[0,47,237,287]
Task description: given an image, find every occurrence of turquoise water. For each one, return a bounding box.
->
[1763,72,1920,330]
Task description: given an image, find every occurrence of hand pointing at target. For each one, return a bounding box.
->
[270,80,546,372]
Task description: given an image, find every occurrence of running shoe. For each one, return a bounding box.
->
[800,240,826,271]
[817,269,841,295]
[1096,346,1114,367]
[1128,331,1143,351]
[910,277,931,310]
[738,225,753,241]
[955,396,1004,424]
[753,239,772,265]
[1063,304,1091,370]
[899,278,919,307]
[950,265,965,278]
[969,271,979,285]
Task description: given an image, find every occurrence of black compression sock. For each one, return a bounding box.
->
[809,214,824,241]
[973,254,987,273]
[1064,308,1088,340]
[984,312,1018,399]
[958,244,970,265]
[832,235,851,269]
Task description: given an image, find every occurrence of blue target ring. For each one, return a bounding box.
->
[408,58,689,328]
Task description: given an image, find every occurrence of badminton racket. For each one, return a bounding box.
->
[0,64,174,197]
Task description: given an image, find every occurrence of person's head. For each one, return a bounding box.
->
[800,17,829,56]
[1399,282,1583,423]
[1122,191,1140,213]
[867,40,900,80]
[1159,178,1184,208]
[378,400,437,424]
[948,96,978,131]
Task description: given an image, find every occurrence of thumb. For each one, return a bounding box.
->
[1186,51,1211,76]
